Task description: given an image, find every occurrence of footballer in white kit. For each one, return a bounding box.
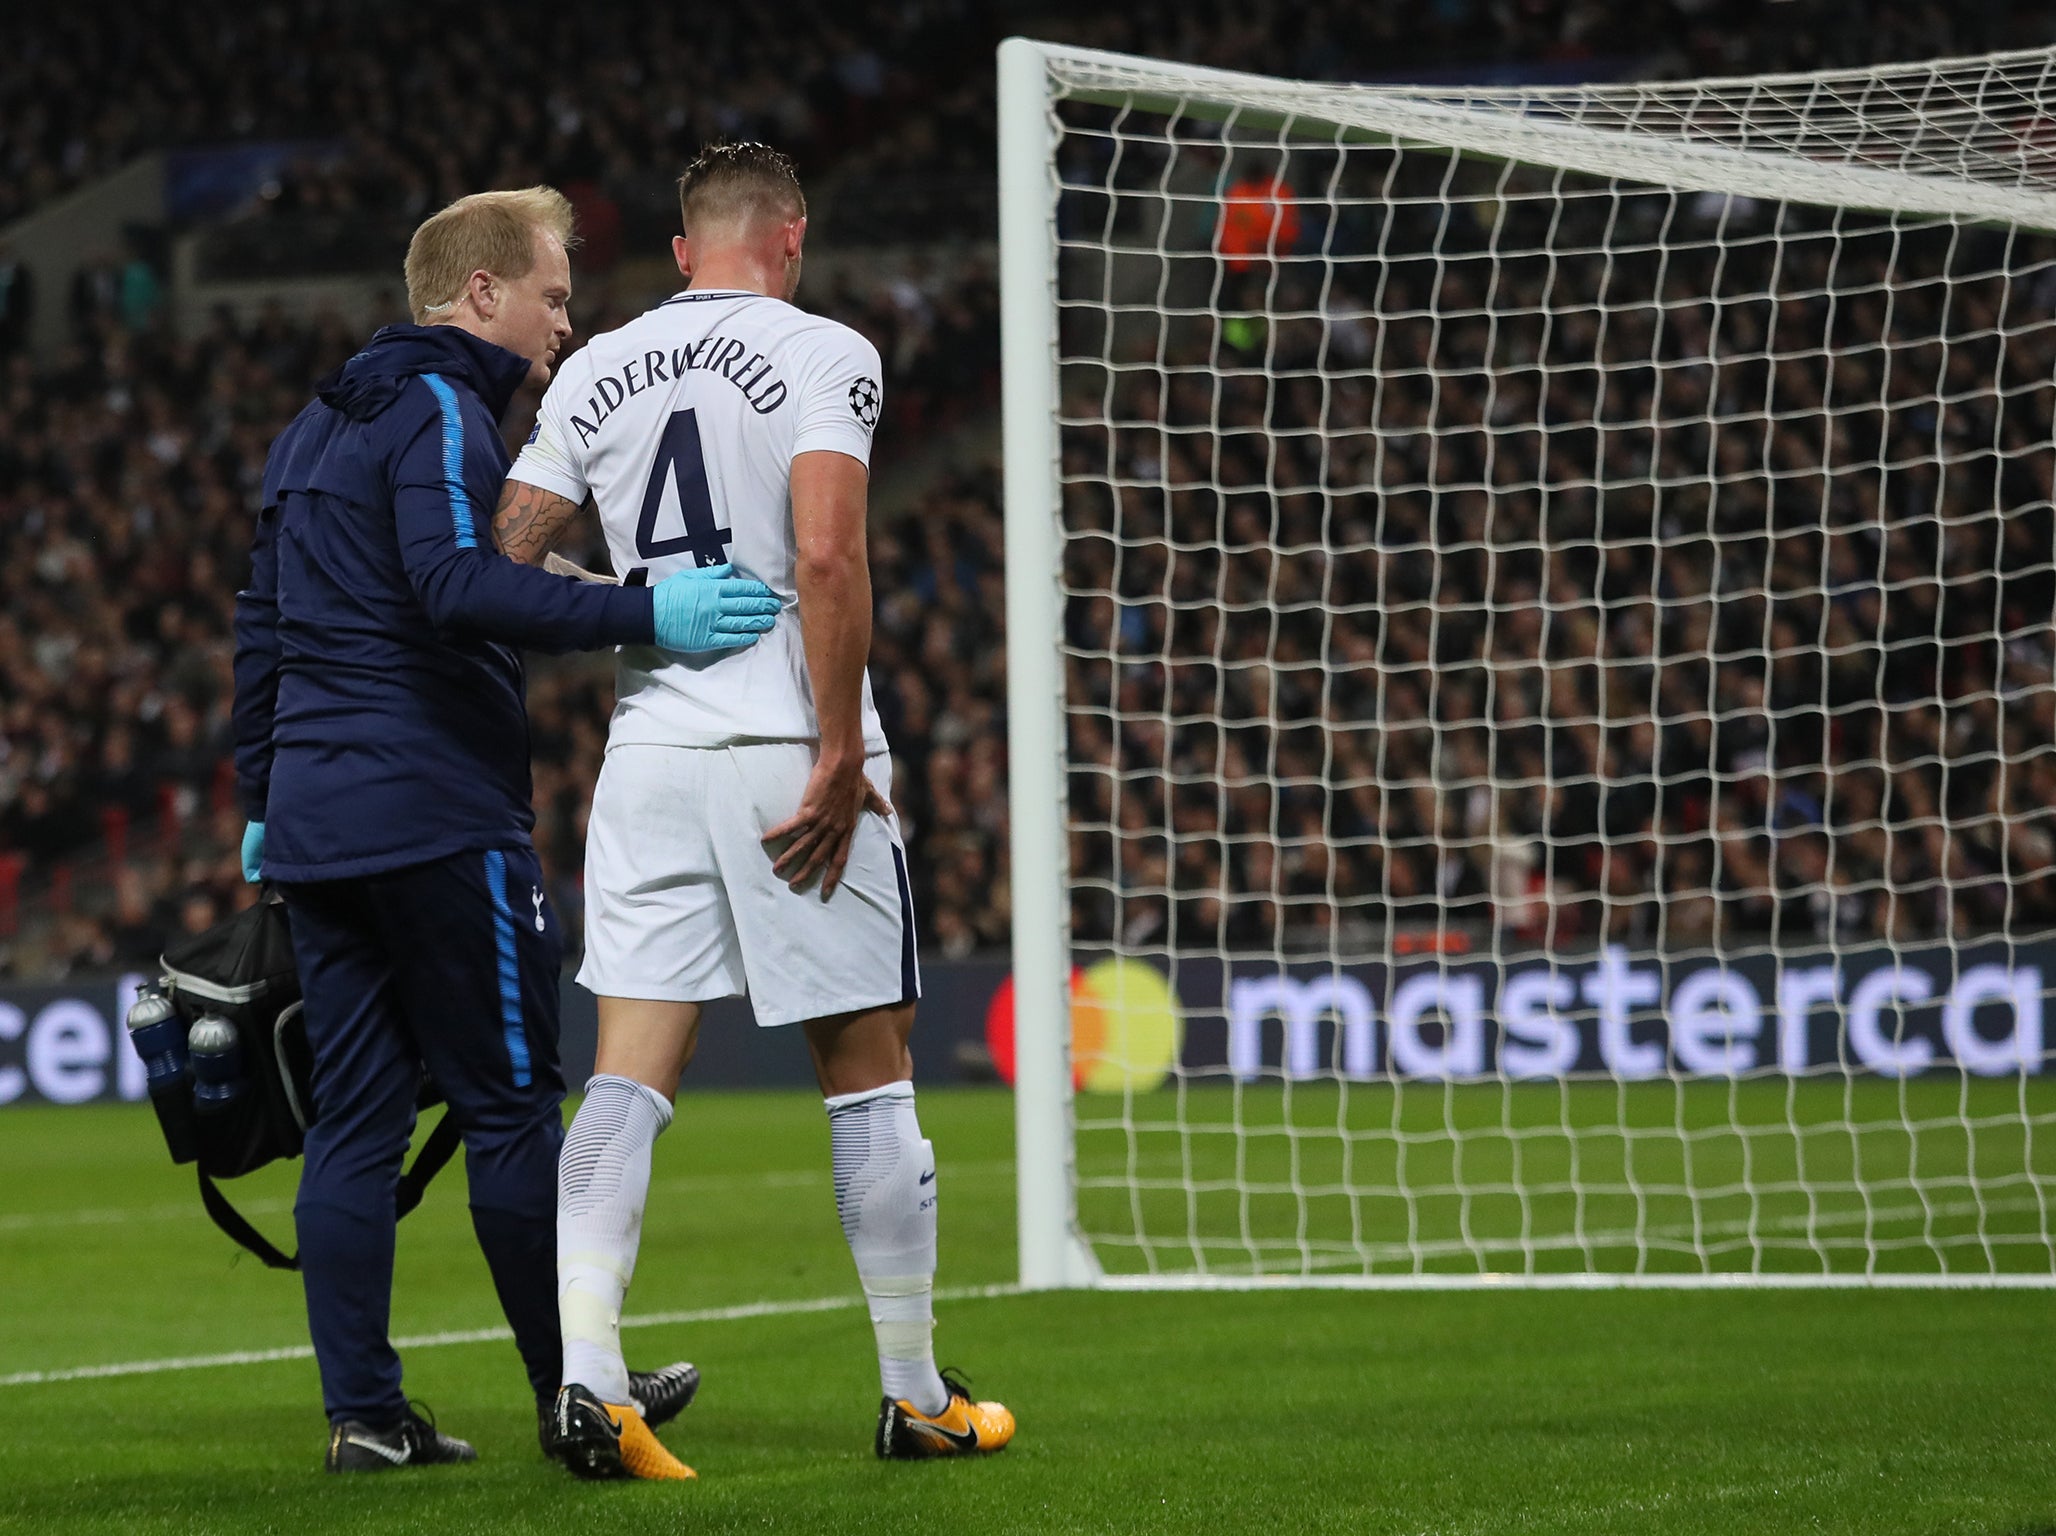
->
[492,143,1012,1482]
[507,277,913,1025]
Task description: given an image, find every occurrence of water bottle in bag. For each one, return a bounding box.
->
[187,1015,245,1112]
[125,982,189,1099]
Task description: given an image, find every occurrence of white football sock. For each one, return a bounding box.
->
[558,1073,672,1404]
[826,1081,949,1417]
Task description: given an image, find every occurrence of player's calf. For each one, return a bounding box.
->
[827,1081,952,1410]
[558,1073,674,1403]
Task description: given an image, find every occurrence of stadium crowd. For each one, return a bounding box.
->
[1,5,2054,977]
[1058,151,2056,955]
[6,3,2046,232]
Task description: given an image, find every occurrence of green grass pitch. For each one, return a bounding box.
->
[1,1087,2052,1534]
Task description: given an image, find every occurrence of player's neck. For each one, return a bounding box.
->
[684,256,787,300]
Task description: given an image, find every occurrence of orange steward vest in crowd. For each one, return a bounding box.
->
[1218,175,1301,270]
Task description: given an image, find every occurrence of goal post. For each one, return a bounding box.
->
[998,36,2056,1288]
[999,36,1100,1290]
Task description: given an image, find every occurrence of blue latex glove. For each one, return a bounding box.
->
[241,821,266,883]
[650,563,781,653]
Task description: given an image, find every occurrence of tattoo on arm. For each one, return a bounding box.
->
[492,481,585,565]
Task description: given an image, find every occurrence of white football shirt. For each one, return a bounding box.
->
[507,288,888,751]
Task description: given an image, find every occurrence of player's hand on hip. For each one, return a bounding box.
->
[651,564,782,653]
[762,754,893,898]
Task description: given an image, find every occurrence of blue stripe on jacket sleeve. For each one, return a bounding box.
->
[421,373,477,549]
[483,849,532,1088]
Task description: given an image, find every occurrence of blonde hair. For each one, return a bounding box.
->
[404,187,577,323]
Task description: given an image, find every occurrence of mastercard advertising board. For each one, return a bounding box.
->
[5,938,2048,1105]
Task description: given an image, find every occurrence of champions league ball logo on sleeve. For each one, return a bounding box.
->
[848,377,881,428]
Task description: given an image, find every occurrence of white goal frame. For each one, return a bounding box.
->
[997,35,2056,1290]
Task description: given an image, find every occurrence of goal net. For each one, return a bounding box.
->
[998,39,2056,1287]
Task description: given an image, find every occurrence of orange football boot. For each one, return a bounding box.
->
[875,1370,1015,1459]
[548,1383,696,1481]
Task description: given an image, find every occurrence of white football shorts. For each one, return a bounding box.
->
[577,742,919,1026]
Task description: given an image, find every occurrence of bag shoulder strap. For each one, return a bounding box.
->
[198,1169,299,1271]
[197,1109,466,1270]
[396,1110,464,1220]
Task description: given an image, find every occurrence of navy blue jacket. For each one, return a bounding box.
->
[232,324,653,881]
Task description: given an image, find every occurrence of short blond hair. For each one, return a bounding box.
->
[677,142,804,236]
[404,187,577,323]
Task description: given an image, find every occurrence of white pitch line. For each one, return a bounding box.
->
[0,1344,322,1386]
[0,1283,1025,1389]
[0,1201,239,1234]
[10,1190,2045,1382]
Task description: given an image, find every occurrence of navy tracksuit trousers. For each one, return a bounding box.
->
[280,845,565,1425]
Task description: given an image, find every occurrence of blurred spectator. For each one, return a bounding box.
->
[0,242,31,357]
[1217,157,1301,273]
[67,252,121,341]
[117,237,162,333]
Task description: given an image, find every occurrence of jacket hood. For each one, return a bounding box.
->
[316,324,533,422]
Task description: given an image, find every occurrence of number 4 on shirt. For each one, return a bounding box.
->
[624,408,731,586]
